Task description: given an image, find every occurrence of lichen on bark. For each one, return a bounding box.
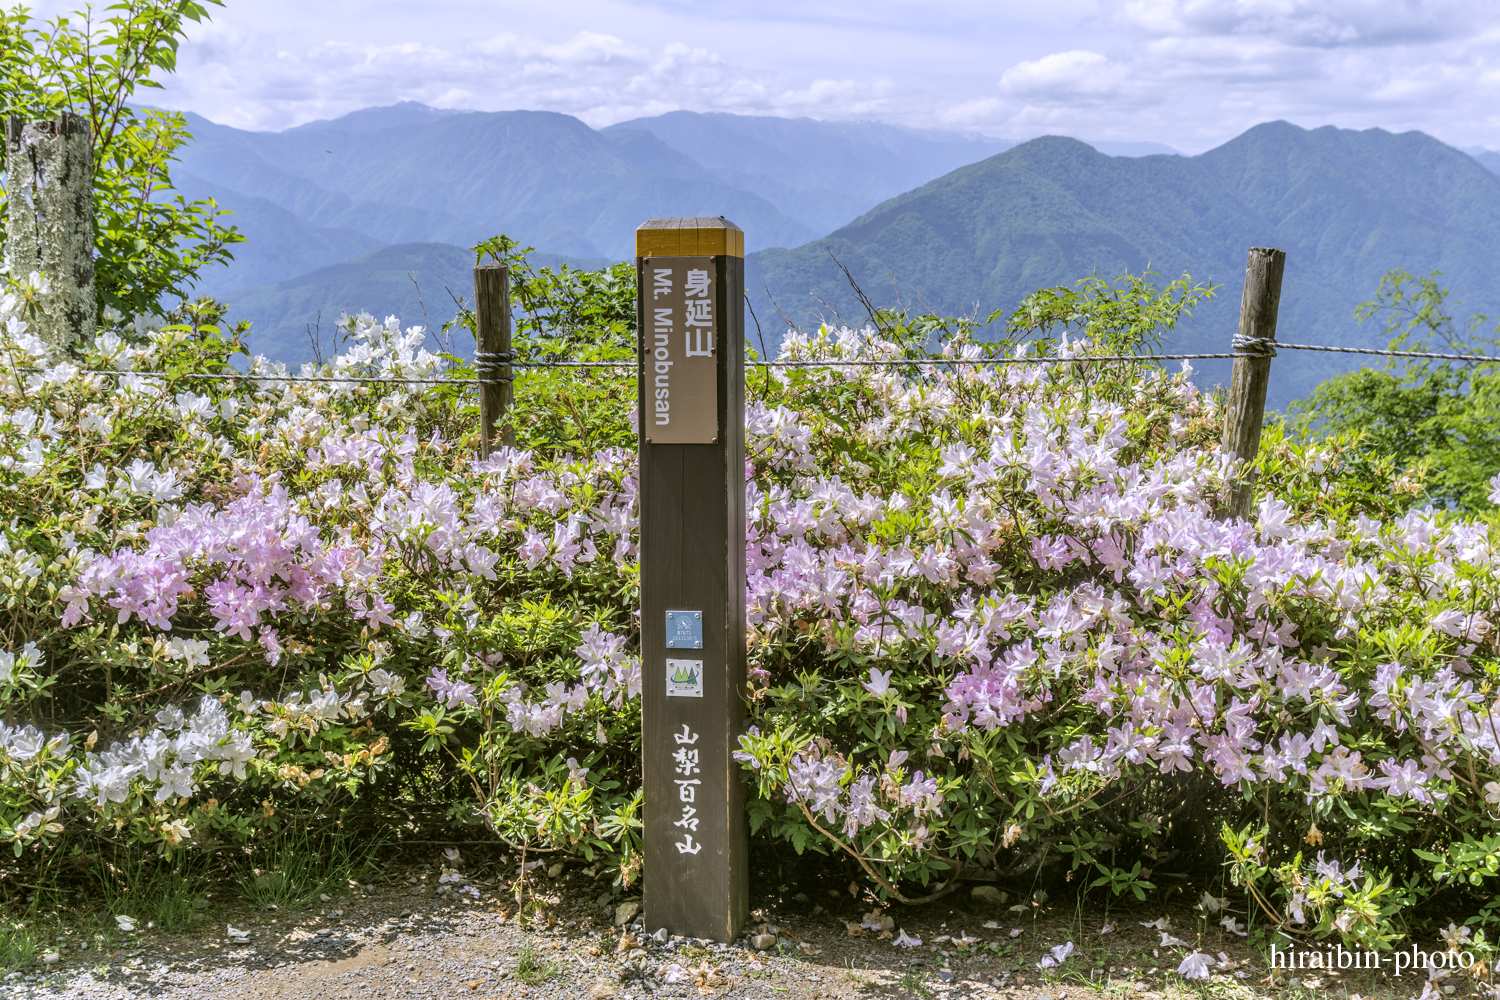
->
[3,112,96,350]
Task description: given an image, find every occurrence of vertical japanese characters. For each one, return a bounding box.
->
[684,267,713,358]
[639,258,717,445]
[673,723,702,855]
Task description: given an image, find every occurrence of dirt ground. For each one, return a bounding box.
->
[2,854,1491,1000]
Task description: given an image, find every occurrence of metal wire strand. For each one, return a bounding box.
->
[8,367,483,385]
[10,336,1498,389]
[1231,333,1277,358]
[765,354,1236,366]
[1275,342,1500,363]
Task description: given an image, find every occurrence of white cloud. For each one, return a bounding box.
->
[999,50,1131,104]
[154,19,892,131]
[1118,0,1467,47]
[963,0,1500,150]
[17,0,1500,153]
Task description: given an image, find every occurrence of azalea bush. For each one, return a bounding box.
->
[1,259,1499,985]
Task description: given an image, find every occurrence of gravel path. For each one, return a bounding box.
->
[0,862,1437,1000]
[3,895,911,1000]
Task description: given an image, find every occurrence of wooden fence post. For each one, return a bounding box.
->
[636,216,748,943]
[1220,246,1286,521]
[473,263,512,458]
[3,112,95,350]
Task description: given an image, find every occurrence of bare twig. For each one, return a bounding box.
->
[408,271,438,354]
[765,284,802,338]
[827,249,887,334]
[744,290,769,366]
[793,800,961,906]
[305,310,323,366]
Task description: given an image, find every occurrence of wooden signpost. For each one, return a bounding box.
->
[636,217,748,942]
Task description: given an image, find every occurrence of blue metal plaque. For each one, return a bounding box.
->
[665,610,703,649]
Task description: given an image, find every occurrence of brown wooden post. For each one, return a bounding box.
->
[1220,247,1286,521]
[473,263,512,457]
[636,216,747,942]
[3,112,94,350]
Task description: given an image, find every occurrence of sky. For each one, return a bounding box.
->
[26,0,1500,153]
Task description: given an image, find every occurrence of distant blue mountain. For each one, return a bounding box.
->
[282,100,474,134]
[176,107,818,270]
[179,105,1035,294]
[179,104,1039,356]
[172,170,382,295]
[603,111,1020,234]
[1087,140,1181,157]
[748,122,1500,408]
[225,242,614,362]
[180,104,1500,409]
[1465,148,1500,175]
[181,103,1181,319]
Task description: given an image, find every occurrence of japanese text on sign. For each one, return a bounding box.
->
[672,723,702,854]
[643,257,717,444]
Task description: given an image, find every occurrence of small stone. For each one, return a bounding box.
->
[751,933,777,951]
[938,969,954,982]
[42,952,60,965]
[548,863,565,878]
[971,886,1005,905]
[615,901,641,927]
[319,893,331,902]
[653,928,669,944]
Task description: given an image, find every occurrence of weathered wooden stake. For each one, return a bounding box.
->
[637,216,748,942]
[1221,247,1286,521]
[3,112,95,350]
[473,263,513,457]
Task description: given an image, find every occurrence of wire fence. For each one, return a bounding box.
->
[9,335,1499,388]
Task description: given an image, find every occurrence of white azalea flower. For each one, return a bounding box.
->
[369,669,404,698]
[1178,952,1213,980]
[165,637,210,668]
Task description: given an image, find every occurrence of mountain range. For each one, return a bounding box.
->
[171,103,1500,407]
[175,103,1028,290]
[749,122,1500,404]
